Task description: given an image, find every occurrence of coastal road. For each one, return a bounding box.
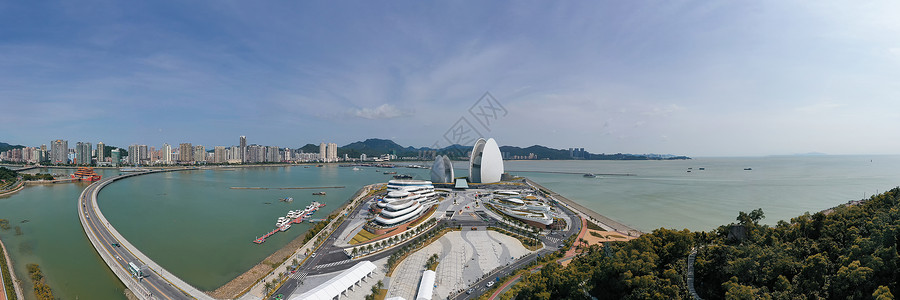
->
[79,171,212,300]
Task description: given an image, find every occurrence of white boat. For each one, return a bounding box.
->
[279,224,291,231]
[352,167,360,171]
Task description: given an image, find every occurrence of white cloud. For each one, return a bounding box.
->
[352,104,408,119]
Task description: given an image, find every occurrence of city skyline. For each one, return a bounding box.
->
[2,2,900,156]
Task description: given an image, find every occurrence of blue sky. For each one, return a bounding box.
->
[1,1,899,156]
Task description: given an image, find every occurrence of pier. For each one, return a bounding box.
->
[252,203,324,244]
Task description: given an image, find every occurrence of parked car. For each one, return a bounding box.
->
[486,281,495,288]
[467,288,475,294]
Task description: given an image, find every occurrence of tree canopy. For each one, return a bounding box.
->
[507,187,900,299]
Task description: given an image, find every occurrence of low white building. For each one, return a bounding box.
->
[416,270,435,300]
[290,261,377,300]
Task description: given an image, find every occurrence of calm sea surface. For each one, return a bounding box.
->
[1,156,898,299]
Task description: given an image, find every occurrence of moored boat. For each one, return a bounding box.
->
[72,167,102,181]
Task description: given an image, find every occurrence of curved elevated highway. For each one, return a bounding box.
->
[78,170,215,300]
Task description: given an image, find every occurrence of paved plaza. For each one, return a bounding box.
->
[386,230,534,300]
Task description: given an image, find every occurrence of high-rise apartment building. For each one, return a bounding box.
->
[240,136,247,163]
[97,141,105,162]
[127,145,137,165]
[179,143,193,163]
[267,146,279,162]
[326,143,338,162]
[138,145,149,164]
[127,144,148,165]
[193,145,206,163]
[214,146,226,163]
[319,143,326,162]
[161,143,172,164]
[111,149,120,166]
[50,139,68,164]
[75,142,92,165]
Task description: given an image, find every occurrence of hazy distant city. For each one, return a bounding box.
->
[0,136,688,167]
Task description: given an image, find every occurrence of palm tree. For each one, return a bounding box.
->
[264,282,273,295]
[351,247,358,257]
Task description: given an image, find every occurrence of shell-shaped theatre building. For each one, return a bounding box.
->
[430,155,455,183]
[469,138,504,183]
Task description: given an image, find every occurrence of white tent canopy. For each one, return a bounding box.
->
[416,270,435,300]
[290,261,377,300]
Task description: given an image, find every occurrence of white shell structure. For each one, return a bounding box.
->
[468,138,504,183]
[430,155,455,183]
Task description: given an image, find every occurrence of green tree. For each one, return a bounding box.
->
[874,286,895,300]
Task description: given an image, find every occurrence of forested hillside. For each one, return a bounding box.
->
[507,187,900,299]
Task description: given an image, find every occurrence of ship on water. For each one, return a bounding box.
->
[254,201,326,244]
[71,167,102,181]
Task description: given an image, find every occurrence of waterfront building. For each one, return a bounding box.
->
[0,148,21,162]
[430,155,455,183]
[227,146,241,162]
[468,138,504,183]
[569,147,587,159]
[161,143,172,164]
[50,139,68,164]
[193,145,206,163]
[110,149,120,166]
[267,146,279,162]
[127,145,137,165]
[368,180,437,234]
[214,146,226,163]
[325,142,338,162]
[319,143,326,162]
[27,147,40,163]
[239,135,247,163]
[360,153,367,161]
[140,145,150,164]
[488,192,558,229]
[76,142,92,165]
[179,143,193,163]
[97,141,105,162]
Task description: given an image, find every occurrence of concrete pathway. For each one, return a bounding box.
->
[385,230,535,300]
